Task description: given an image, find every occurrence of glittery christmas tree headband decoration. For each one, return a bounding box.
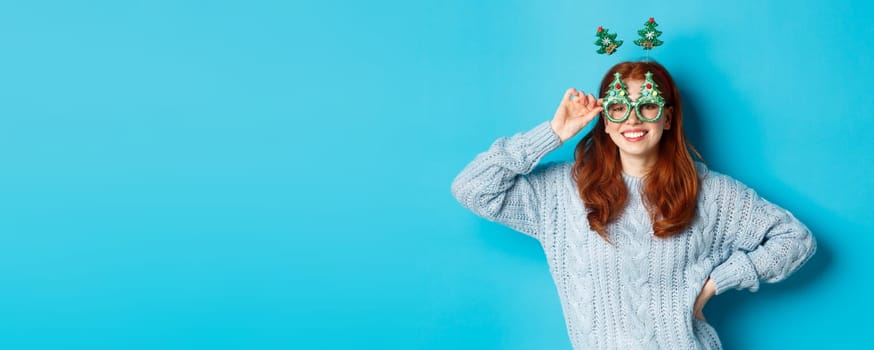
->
[634,18,663,50]
[602,71,666,123]
[595,26,623,55]
[594,17,664,56]
[593,17,666,122]
[634,17,663,62]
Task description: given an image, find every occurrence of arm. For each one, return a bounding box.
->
[709,184,817,295]
[451,87,602,238]
[450,121,562,239]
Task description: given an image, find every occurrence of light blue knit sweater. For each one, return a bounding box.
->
[450,120,816,350]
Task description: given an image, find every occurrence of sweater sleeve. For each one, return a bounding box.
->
[709,180,817,295]
[450,120,563,240]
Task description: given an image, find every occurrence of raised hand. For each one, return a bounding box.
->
[550,88,603,142]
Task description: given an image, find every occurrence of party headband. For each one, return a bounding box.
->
[595,18,667,123]
[595,17,663,56]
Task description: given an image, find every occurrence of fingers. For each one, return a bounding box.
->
[586,94,596,109]
[564,88,601,101]
[564,88,577,103]
[564,89,603,118]
[588,95,603,115]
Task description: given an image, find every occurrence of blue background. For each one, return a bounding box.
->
[1,0,871,349]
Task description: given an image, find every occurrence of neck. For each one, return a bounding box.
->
[619,151,658,177]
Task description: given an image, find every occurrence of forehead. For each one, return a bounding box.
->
[623,79,644,98]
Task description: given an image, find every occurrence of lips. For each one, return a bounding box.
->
[621,130,648,141]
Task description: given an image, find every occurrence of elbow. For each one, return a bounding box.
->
[744,218,817,284]
[800,226,817,264]
[780,224,817,279]
[450,175,468,206]
[777,211,817,269]
[788,218,817,266]
[450,176,501,219]
[761,225,817,284]
[450,175,478,213]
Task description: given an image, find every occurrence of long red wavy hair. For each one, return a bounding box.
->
[572,61,702,241]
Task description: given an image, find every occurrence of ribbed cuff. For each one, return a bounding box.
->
[521,120,563,163]
[710,250,760,295]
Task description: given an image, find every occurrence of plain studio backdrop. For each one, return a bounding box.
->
[0,0,871,349]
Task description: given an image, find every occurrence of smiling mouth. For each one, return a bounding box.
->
[621,130,648,141]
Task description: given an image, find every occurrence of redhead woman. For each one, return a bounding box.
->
[450,61,816,350]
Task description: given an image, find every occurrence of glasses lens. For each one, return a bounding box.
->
[607,103,628,122]
[637,103,661,120]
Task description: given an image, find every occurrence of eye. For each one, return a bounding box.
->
[640,103,659,110]
[610,105,626,112]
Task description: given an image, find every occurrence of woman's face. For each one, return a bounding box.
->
[603,78,672,163]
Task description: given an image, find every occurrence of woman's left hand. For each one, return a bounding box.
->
[694,278,717,321]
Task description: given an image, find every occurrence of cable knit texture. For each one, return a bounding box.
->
[450,120,816,350]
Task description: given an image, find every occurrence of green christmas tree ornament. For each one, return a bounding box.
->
[634,17,663,50]
[595,26,623,55]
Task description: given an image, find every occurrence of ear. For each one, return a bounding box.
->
[663,107,674,130]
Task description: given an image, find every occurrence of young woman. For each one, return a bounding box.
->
[450,61,816,350]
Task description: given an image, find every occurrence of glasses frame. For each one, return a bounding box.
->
[601,71,667,123]
[603,98,665,123]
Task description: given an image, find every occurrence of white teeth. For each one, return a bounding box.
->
[622,131,645,138]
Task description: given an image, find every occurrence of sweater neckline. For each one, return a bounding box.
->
[621,171,644,188]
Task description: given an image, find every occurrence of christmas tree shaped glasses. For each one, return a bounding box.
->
[602,71,666,123]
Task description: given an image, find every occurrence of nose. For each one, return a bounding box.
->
[625,108,643,125]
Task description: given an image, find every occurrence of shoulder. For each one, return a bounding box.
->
[529,161,576,193]
[695,162,752,196]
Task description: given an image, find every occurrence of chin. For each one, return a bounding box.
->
[617,142,659,157]
[621,149,655,157]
